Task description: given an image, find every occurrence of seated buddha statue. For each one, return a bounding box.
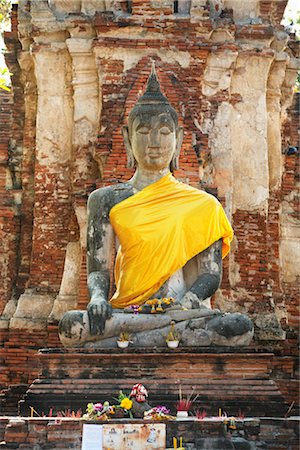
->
[58,66,253,348]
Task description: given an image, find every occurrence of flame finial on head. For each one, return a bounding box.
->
[127,62,179,133]
[137,62,170,106]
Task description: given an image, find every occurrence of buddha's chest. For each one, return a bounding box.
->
[151,268,186,300]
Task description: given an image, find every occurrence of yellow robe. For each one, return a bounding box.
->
[109,173,233,308]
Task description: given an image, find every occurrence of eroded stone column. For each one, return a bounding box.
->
[227,53,289,340]
[266,56,287,191]
[203,51,238,213]
[49,37,100,320]
[230,54,273,213]
[1,51,37,324]
[10,43,73,330]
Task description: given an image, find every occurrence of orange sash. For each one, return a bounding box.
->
[109,173,233,308]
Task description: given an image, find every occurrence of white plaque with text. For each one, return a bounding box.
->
[81,424,103,450]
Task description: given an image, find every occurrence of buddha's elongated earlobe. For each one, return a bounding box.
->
[122,125,136,168]
[170,126,183,171]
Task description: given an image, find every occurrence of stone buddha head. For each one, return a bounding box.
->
[123,66,183,172]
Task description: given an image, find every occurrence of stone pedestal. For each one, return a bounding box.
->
[19,348,298,418]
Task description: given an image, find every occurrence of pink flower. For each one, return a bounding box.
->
[154,406,170,415]
[129,305,140,314]
[93,403,103,412]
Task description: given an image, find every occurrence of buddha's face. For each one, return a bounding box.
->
[129,112,178,171]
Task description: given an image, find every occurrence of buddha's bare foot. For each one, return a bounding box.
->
[58,310,90,346]
[180,291,201,309]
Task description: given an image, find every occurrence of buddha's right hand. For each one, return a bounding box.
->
[87,299,112,335]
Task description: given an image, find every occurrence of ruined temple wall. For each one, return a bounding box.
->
[0,89,18,317]
[0,6,23,318]
[0,0,299,373]
[280,93,299,333]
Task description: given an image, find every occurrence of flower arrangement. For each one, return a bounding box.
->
[83,392,135,421]
[144,405,174,421]
[145,297,175,313]
[127,298,175,314]
[83,401,115,421]
[82,386,138,421]
[36,383,245,425]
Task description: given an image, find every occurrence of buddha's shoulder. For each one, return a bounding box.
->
[178,181,220,205]
[88,182,134,209]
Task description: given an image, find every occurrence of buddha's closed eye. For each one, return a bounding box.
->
[160,127,172,135]
[138,127,150,135]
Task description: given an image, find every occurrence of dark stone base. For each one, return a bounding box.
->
[19,348,299,418]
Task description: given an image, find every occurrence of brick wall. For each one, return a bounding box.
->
[281,93,299,333]
[0,4,25,314]
[0,89,18,316]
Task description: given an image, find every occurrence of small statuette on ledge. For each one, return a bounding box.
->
[166,320,180,349]
[117,330,132,349]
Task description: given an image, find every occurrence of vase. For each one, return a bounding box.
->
[117,340,129,349]
[176,410,188,418]
[167,340,179,349]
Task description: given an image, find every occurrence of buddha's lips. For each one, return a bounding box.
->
[148,152,162,158]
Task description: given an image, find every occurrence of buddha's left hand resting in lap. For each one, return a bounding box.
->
[59,66,253,348]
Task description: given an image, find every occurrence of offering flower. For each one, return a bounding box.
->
[145,298,175,313]
[144,406,175,421]
[129,305,140,314]
[83,402,111,420]
[154,405,170,415]
[93,403,103,411]
[116,390,134,417]
[102,401,115,415]
[120,398,133,410]
[130,384,148,403]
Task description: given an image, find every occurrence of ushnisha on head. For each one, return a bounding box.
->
[123,64,183,172]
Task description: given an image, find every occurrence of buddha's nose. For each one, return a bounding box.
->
[148,130,160,148]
